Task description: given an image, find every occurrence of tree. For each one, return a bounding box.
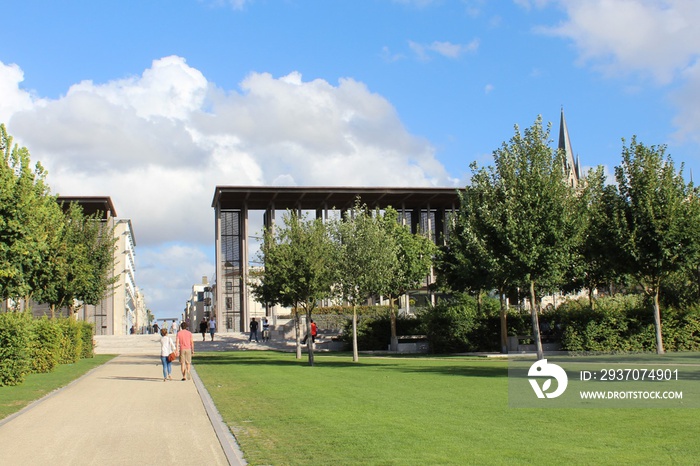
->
[437,186,512,353]
[334,202,397,362]
[0,124,56,307]
[251,211,336,365]
[381,207,436,352]
[611,137,700,354]
[566,166,625,307]
[468,116,584,359]
[35,202,117,317]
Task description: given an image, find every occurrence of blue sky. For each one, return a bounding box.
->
[2,0,699,318]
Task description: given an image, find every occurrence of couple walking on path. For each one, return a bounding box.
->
[199,316,217,341]
[160,322,195,381]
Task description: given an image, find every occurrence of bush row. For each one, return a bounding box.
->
[331,294,700,353]
[0,312,94,386]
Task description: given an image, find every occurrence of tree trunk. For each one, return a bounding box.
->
[529,280,544,360]
[352,304,359,362]
[294,308,302,360]
[589,287,595,310]
[652,288,665,355]
[477,290,482,315]
[389,296,398,352]
[305,307,314,366]
[499,290,508,354]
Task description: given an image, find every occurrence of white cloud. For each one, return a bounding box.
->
[0,61,41,121]
[540,0,700,84]
[409,39,480,61]
[534,1,700,152]
[0,56,454,316]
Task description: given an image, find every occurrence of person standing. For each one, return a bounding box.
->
[199,317,207,341]
[262,317,270,342]
[159,328,175,382]
[301,319,318,345]
[176,321,195,381]
[209,316,217,341]
[249,318,259,342]
[170,320,178,335]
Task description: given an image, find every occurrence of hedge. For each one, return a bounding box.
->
[57,318,83,364]
[0,312,32,386]
[0,313,94,387]
[29,317,62,373]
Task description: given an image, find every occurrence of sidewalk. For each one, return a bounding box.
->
[0,334,265,466]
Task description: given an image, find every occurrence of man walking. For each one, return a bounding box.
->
[199,317,207,341]
[209,316,217,341]
[176,322,195,381]
[249,318,259,342]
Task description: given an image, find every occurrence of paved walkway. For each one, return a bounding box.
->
[0,332,293,466]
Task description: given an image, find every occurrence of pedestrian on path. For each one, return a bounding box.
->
[176,321,195,381]
[249,318,259,342]
[199,317,208,341]
[209,316,217,341]
[170,320,178,335]
[159,328,175,381]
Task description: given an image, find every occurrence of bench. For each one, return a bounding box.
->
[507,335,561,353]
[392,335,429,353]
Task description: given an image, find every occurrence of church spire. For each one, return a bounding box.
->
[558,108,579,188]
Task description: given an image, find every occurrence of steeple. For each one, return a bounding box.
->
[558,108,579,188]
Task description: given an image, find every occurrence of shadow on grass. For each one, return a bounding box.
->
[194,351,509,378]
[393,364,508,378]
[194,352,393,369]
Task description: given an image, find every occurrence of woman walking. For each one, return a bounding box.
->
[159,328,175,381]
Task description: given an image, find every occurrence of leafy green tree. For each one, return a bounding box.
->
[0,124,56,307]
[562,166,622,307]
[381,207,436,352]
[437,186,512,353]
[610,138,700,354]
[36,202,117,317]
[334,202,397,362]
[251,211,336,365]
[468,116,584,359]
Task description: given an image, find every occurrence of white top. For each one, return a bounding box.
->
[209,318,216,329]
[160,336,175,357]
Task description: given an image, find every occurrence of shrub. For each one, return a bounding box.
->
[0,311,32,386]
[550,295,700,352]
[340,314,425,351]
[420,294,505,353]
[78,321,95,358]
[29,317,61,373]
[57,318,83,364]
[661,306,700,351]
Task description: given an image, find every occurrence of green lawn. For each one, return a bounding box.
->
[0,354,115,421]
[195,352,699,465]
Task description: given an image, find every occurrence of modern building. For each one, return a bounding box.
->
[211,186,460,332]
[184,276,213,331]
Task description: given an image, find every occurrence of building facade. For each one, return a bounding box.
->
[211,186,460,332]
[184,276,213,332]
